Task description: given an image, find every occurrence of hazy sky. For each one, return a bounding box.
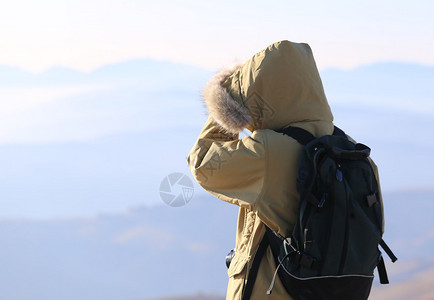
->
[1,0,433,72]
[0,0,433,218]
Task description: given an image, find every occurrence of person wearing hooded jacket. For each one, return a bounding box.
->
[187,40,383,300]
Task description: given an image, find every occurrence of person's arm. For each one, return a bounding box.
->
[187,117,266,209]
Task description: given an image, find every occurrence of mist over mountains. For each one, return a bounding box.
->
[0,195,238,300]
[0,59,433,219]
[0,59,433,299]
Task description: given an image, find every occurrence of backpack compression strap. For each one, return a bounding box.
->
[377,239,398,284]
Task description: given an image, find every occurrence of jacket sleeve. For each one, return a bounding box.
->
[187,117,266,209]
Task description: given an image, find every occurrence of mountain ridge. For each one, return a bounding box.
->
[0,190,433,299]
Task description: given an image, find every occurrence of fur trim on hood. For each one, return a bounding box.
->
[202,40,333,134]
[202,65,252,134]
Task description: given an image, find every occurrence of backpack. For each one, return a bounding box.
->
[242,126,397,300]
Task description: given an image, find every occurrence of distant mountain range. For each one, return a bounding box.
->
[0,195,237,300]
[0,59,433,299]
[0,59,212,88]
[1,60,433,218]
[0,190,433,300]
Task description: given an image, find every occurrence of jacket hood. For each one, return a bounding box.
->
[202,40,333,134]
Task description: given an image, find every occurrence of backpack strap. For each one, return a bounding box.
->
[277,127,314,145]
[380,239,398,263]
[376,255,389,284]
[277,125,346,145]
[242,226,283,300]
[242,230,270,300]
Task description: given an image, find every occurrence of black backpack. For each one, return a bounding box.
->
[242,126,397,300]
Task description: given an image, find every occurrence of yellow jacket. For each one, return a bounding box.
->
[187,41,381,300]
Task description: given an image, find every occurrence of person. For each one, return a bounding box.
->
[187,40,382,300]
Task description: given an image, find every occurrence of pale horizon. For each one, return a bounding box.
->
[1,0,433,72]
[1,0,434,214]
